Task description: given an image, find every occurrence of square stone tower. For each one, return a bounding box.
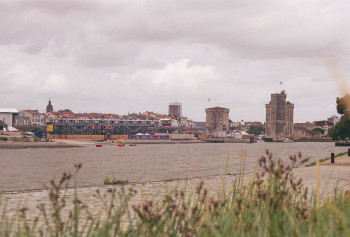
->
[265,90,294,141]
[168,102,182,118]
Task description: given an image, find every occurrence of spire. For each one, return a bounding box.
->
[46,98,54,113]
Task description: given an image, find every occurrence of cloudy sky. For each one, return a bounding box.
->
[1,0,350,122]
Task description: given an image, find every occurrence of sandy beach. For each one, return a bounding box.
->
[1,153,350,225]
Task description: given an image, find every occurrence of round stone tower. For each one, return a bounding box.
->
[205,107,230,131]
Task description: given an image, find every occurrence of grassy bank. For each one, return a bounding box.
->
[1,152,350,236]
[306,151,347,167]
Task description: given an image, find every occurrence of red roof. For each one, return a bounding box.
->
[24,110,40,115]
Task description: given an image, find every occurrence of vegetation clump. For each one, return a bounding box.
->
[329,94,350,140]
[104,176,129,185]
[1,152,350,236]
[306,151,347,167]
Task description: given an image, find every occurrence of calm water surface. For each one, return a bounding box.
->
[0,142,346,191]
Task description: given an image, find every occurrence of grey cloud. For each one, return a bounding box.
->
[1,0,349,122]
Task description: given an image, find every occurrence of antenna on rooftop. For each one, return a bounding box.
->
[208,98,211,108]
[280,81,283,93]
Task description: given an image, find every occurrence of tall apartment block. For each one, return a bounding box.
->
[265,90,294,141]
[168,102,182,118]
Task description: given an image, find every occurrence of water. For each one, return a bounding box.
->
[0,142,346,191]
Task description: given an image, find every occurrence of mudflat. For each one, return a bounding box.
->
[0,141,82,149]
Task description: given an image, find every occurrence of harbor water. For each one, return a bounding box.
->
[0,142,346,191]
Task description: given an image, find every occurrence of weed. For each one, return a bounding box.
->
[306,151,347,167]
[104,176,129,185]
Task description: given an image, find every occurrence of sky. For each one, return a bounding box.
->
[1,0,350,122]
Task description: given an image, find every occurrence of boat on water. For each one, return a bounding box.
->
[129,144,136,146]
[283,137,294,143]
[96,144,103,147]
[117,144,125,147]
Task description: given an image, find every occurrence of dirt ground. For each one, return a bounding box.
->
[1,153,350,225]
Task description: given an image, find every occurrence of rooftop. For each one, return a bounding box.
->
[0,108,18,113]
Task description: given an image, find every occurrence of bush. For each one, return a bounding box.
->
[0,137,8,141]
[104,176,128,185]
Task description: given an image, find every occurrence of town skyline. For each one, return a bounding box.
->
[8,92,339,123]
[1,1,349,122]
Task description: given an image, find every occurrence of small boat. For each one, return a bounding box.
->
[283,137,294,143]
[129,144,137,146]
[96,144,103,147]
[117,144,125,147]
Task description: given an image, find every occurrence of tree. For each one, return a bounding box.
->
[312,127,324,135]
[314,120,333,126]
[336,94,350,115]
[248,125,265,136]
[331,94,350,141]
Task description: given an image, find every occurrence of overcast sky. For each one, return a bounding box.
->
[1,0,350,122]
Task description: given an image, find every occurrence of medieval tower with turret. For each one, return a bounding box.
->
[265,90,294,141]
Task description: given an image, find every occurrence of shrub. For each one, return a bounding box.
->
[104,176,128,185]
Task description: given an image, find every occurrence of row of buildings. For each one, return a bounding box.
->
[0,100,196,136]
[1,95,339,140]
[204,90,339,141]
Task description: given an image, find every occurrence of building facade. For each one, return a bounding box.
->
[328,115,340,125]
[16,110,45,126]
[205,107,230,131]
[168,102,182,118]
[0,108,18,129]
[265,90,294,141]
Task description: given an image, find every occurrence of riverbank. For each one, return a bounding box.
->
[2,153,350,226]
[124,139,205,144]
[0,141,82,149]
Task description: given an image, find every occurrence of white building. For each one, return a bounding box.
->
[0,108,18,130]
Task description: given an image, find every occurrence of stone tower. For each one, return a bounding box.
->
[46,99,54,113]
[205,107,230,131]
[168,102,182,118]
[265,90,294,141]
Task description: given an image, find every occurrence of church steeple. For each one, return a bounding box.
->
[46,98,54,113]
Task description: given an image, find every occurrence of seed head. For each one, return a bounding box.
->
[213,222,219,228]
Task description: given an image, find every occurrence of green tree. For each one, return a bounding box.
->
[314,120,333,126]
[248,125,265,136]
[312,127,324,135]
[336,94,350,114]
[331,94,350,141]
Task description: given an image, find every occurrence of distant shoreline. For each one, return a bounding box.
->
[0,142,81,149]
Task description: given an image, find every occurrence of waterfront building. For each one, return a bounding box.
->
[17,110,45,126]
[265,90,294,141]
[205,106,230,131]
[328,115,340,125]
[48,118,177,135]
[0,108,18,129]
[169,102,182,118]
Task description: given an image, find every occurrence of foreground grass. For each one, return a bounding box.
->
[1,152,350,236]
[306,151,347,167]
